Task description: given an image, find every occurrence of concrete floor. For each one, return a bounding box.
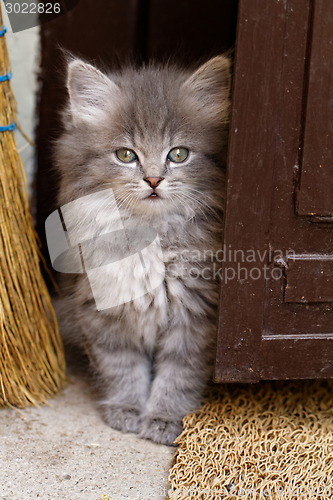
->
[0,370,175,500]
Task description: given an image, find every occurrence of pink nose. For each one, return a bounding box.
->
[144,177,163,189]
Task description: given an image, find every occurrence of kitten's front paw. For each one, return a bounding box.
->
[140,416,183,446]
[101,405,140,434]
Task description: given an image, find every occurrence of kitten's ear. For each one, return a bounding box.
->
[183,55,231,123]
[67,59,119,126]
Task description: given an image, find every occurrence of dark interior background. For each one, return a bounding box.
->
[35,0,238,278]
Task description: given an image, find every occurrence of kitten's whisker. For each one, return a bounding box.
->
[121,195,137,222]
[116,191,137,221]
[67,191,121,238]
[188,186,221,205]
[175,191,210,221]
[172,192,198,221]
[182,190,221,220]
[165,185,220,220]
[115,195,134,218]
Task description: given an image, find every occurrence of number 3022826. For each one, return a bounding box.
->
[4,2,61,14]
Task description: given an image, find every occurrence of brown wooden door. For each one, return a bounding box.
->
[215,0,333,382]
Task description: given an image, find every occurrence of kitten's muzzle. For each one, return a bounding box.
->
[144,177,164,198]
[144,177,164,189]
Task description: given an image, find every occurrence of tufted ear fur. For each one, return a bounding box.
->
[182,55,231,124]
[67,59,120,126]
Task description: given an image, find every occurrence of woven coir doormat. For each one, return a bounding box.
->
[169,380,333,499]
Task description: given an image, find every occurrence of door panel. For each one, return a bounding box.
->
[215,0,333,382]
[297,0,333,218]
[261,337,333,379]
[284,255,333,303]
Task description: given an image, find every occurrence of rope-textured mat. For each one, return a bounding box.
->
[169,380,333,499]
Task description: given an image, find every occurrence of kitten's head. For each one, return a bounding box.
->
[57,55,231,222]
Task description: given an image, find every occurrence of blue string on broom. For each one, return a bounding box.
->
[0,24,16,132]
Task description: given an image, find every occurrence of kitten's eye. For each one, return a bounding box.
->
[115,148,138,163]
[167,147,189,163]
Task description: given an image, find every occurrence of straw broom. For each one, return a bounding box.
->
[0,4,66,408]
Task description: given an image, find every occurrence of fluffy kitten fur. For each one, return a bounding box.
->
[54,55,231,446]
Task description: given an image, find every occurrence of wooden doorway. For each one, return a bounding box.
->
[215,0,333,382]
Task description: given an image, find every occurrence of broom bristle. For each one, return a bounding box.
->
[0,5,66,408]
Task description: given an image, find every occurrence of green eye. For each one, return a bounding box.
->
[115,148,138,163]
[167,147,189,163]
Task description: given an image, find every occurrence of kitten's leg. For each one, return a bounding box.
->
[91,343,151,435]
[140,319,215,446]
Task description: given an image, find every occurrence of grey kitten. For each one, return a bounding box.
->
[53,55,231,446]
